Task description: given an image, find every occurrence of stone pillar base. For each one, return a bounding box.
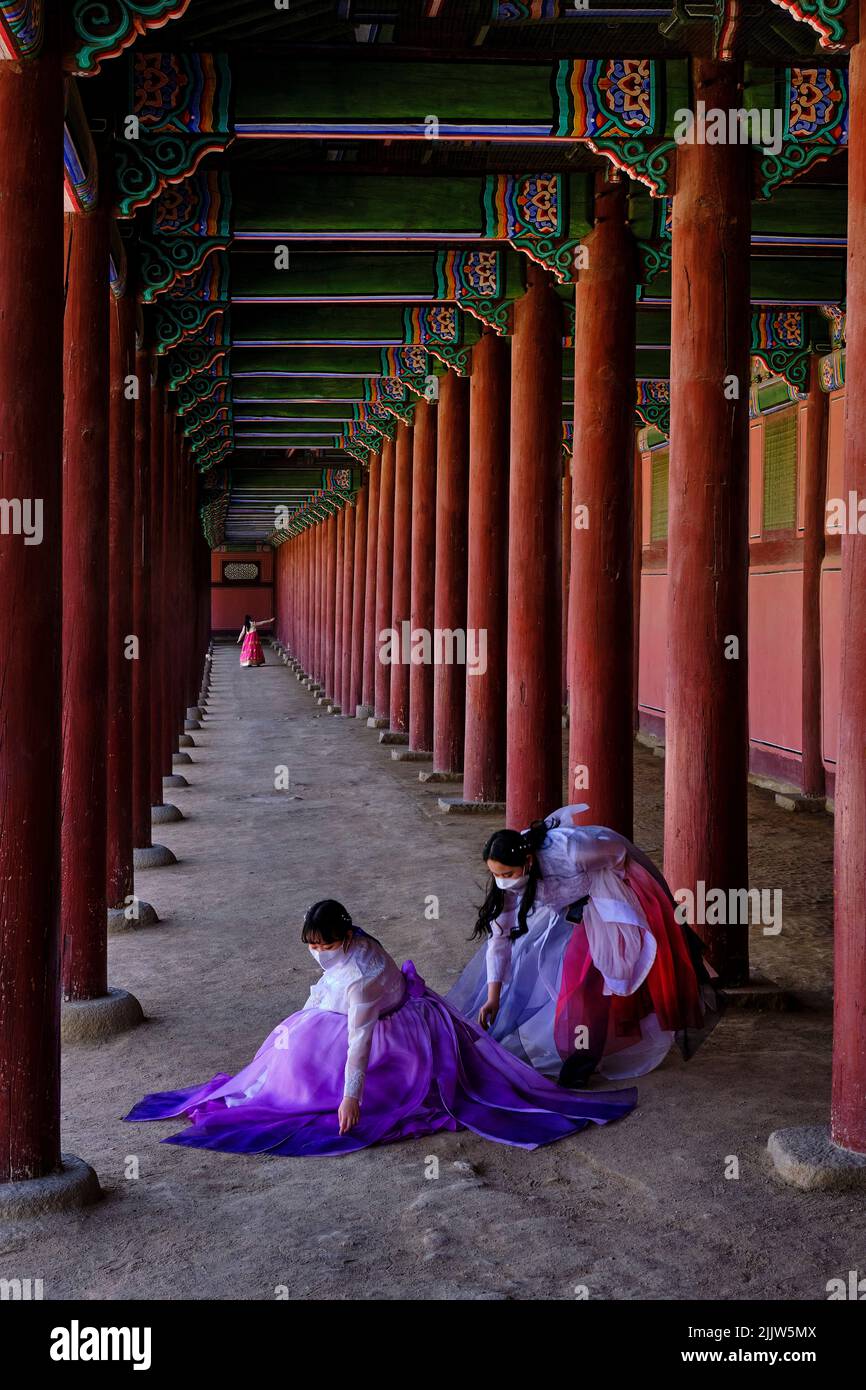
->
[164,773,189,788]
[178,733,196,748]
[173,752,192,765]
[356,704,373,720]
[717,971,793,1011]
[367,716,389,729]
[108,900,159,933]
[133,843,177,869]
[379,730,409,745]
[768,1125,866,1191]
[392,749,433,762]
[438,797,506,815]
[152,802,183,824]
[774,792,827,814]
[184,718,201,731]
[419,769,463,784]
[61,987,144,1042]
[186,706,203,720]
[0,1155,100,1219]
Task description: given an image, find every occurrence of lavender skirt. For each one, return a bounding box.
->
[125,963,636,1157]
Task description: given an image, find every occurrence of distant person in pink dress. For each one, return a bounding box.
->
[237,614,273,667]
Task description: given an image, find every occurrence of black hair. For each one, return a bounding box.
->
[472,817,558,942]
[301,899,354,950]
[244,614,253,632]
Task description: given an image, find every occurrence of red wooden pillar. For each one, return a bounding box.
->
[410,401,437,753]
[340,501,356,717]
[374,439,396,723]
[433,372,470,773]
[569,177,637,838]
[800,355,828,800]
[160,410,175,779]
[149,381,166,809]
[301,528,310,669]
[106,291,137,910]
[325,514,338,700]
[361,454,381,715]
[390,422,413,734]
[506,268,563,827]
[464,332,509,803]
[317,521,327,687]
[632,438,643,734]
[333,508,344,707]
[132,339,153,851]
[832,0,866,1155]
[61,209,109,1002]
[0,30,66,1184]
[561,462,571,711]
[349,484,368,716]
[664,59,751,984]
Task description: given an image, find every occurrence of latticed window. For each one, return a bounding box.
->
[762,411,798,532]
[650,450,669,542]
[223,561,260,583]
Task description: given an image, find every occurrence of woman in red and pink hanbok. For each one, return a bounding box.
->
[237,614,273,667]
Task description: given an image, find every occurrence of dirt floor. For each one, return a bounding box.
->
[3,641,861,1302]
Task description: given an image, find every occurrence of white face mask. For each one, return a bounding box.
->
[309,946,345,969]
[494,872,529,893]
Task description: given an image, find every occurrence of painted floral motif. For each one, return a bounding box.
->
[457,251,498,296]
[788,66,848,142]
[752,309,804,350]
[511,174,559,237]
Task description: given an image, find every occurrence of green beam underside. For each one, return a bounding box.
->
[232,378,373,401]
[235,59,560,123]
[232,303,481,346]
[233,173,593,240]
[234,402,357,421]
[635,350,672,378]
[750,258,844,302]
[233,253,441,299]
[232,348,400,374]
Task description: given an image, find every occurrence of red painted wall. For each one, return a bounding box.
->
[210,547,274,634]
[637,389,844,793]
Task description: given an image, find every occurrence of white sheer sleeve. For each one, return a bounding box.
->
[486,906,518,985]
[343,970,388,1101]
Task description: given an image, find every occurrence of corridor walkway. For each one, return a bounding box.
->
[3,643,860,1300]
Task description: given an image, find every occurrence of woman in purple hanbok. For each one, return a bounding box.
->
[126,900,635,1157]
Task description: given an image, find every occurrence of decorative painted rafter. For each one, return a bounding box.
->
[750,307,812,392]
[436,250,512,336]
[402,305,472,376]
[586,138,676,199]
[114,53,231,217]
[635,380,670,436]
[819,347,846,390]
[138,238,229,302]
[483,172,583,283]
[114,134,228,218]
[758,64,848,198]
[154,302,227,355]
[64,79,98,213]
[166,345,229,389]
[0,0,43,60]
[768,0,853,50]
[71,1,192,76]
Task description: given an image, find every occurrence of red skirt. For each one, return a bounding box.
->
[240,629,265,666]
[553,859,707,1067]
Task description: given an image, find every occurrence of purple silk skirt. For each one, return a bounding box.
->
[125,963,636,1157]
